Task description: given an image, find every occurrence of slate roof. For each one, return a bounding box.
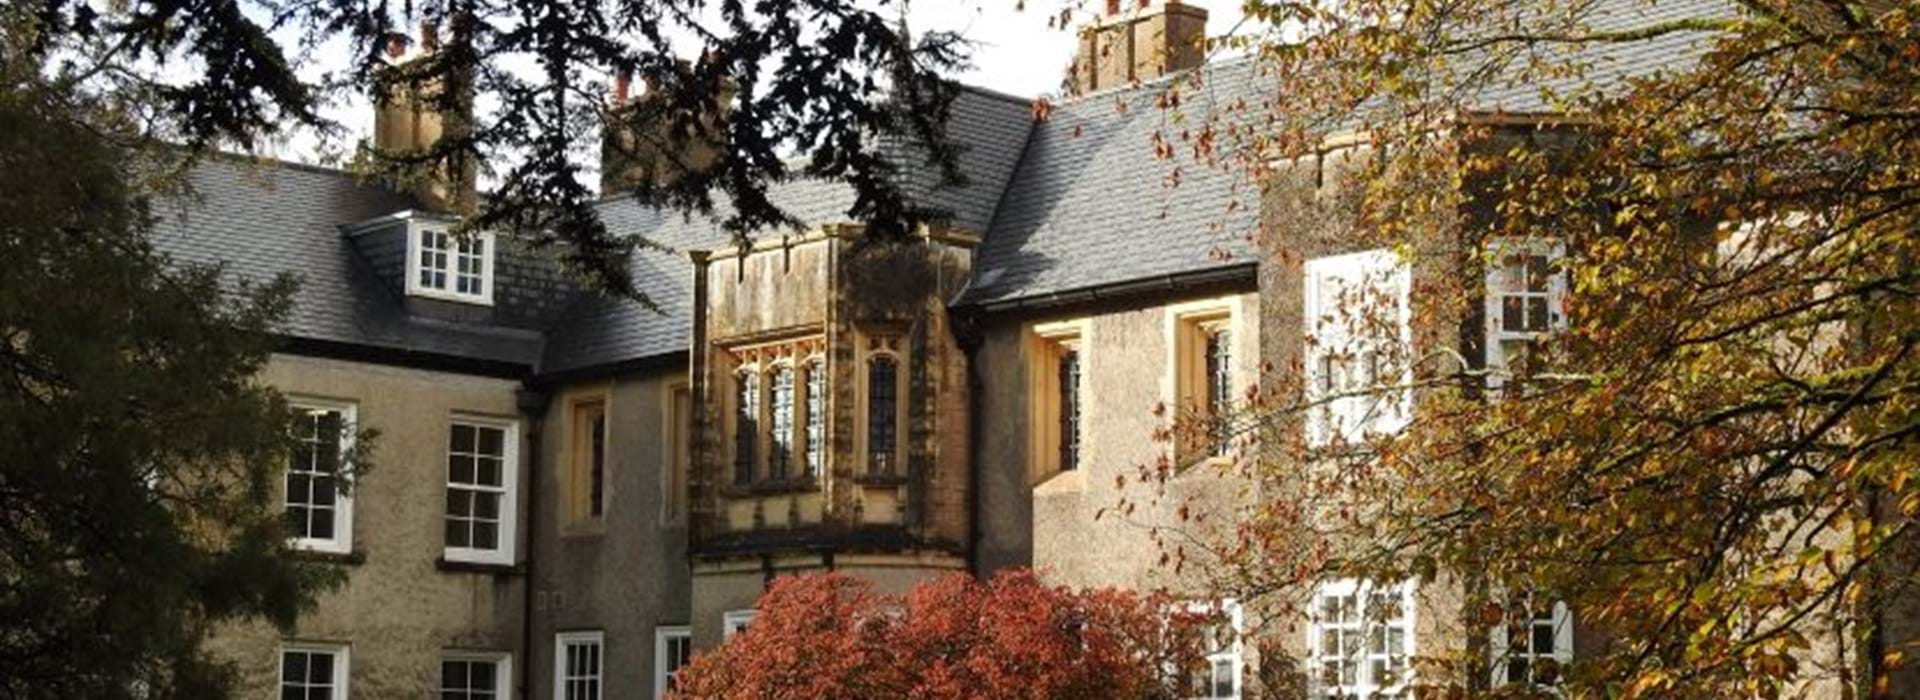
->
[152,157,549,368]
[963,59,1267,307]
[154,1,1738,376]
[540,85,1034,373]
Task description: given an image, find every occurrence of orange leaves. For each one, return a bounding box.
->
[668,571,1202,700]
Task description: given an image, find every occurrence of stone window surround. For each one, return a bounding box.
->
[562,391,610,536]
[1026,319,1088,489]
[724,336,828,491]
[661,381,692,525]
[1166,296,1243,465]
[444,413,520,566]
[852,329,909,482]
[286,397,357,555]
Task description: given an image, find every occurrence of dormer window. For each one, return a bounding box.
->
[408,224,494,304]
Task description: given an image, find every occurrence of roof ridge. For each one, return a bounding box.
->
[204,149,372,181]
[1044,54,1256,108]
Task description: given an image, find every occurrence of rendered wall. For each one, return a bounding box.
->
[207,353,527,697]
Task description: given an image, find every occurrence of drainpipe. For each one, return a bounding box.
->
[514,388,550,700]
[953,309,986,577]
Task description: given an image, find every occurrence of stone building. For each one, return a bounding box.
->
[148,0,1914,698]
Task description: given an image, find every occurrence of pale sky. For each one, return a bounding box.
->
[267,0,1248,165]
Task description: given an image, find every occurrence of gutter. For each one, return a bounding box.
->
[957,263,1257,317]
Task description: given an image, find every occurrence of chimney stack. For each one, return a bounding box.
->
[600,61,731,197]
[373,20,477,213]
[1070,0,1208,96]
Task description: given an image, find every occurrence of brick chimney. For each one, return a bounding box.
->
[1070,0,1209,96]
[600,63,731,196]
[373,20,477,213]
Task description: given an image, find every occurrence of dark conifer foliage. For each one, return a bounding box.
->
[20,0,968,303]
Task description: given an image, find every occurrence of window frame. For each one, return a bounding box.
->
[553,631,605,700]
[1306,578,1417,699]
[1184,599,1245,700]
[767,361,797,481]
[439,650,513,700]
[405,222,496,306]
[723,609,758,640]
[286,398,356,555]
[855,333,909,478]
[1302,249,1413,447]
[1490,594,1574,689]
[565,396,609,528]
[1168,298,1241,462]
[1483,238,1568,392]
[1027,320,1088,482]
[653,625,692,698]
[443,414,520,566]
[800,356,827,481]
[730,365,761,485]
[662,382,691,524]
[279,642,351,700]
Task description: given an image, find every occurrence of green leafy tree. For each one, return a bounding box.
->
[1105,0,1920,696]
[0,39,369,698]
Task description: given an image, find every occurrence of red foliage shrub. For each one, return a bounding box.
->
[668,569,1210,700]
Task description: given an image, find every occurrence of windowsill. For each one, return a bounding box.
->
[1177,453,1235,474]
[560,520,607,539]
[290,548,366,566]
[435,557,524,576]
[723,478,821,497]
[853,474,907,488]
[1033,468,1086,495]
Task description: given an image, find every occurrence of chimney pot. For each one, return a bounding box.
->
[614,69,632,104]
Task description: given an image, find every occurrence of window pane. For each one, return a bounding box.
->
[308,509,334,539]
[475,492,499,520]
[452,424,475,453]
[447,489,473,517]
[1526,296,1551,331]
[470,661,495,689]
[804,361,824,479]
[474,521,498,549]
[476,457,500,488]
[446,517,470,548]
[1058,350,1080,470]
[769,366,794,480]
[450,455,476,485]
[734,372,758,484]
[590,414,605,516]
